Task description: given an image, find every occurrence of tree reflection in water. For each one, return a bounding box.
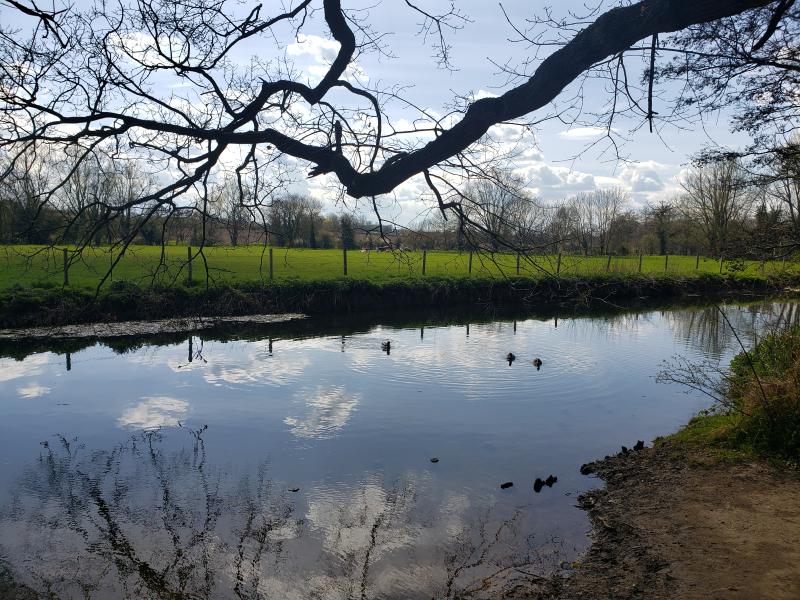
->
[0,427,563,599]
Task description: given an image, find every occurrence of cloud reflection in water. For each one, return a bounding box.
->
[284,385,359,439]
[16,384,51,398]
[117,395,189,429]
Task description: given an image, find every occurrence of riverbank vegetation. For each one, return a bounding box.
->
[0,270,796,329]
[661,326,800,462]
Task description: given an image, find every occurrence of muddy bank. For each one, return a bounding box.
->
[1,273,797,328]
[516,442,800,599]
[0,313,305,341]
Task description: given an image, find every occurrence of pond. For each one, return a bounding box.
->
[0,300,797,599]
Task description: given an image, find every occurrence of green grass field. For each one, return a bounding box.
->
[0,244,796,290]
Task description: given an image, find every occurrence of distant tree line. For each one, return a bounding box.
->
[0,149,373,250]
[410,142,800,260]
[1,139,799,259]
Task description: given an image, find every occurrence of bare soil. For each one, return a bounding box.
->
[0,312,305,340]
[507,442,800,599]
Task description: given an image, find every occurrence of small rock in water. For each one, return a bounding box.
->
[381,340,391,354]
[430,457,439,463]
[545,474,557,487]
[621,445,630,455]
[580,463,594,475]
[500,481,514,490]
[633,440,645,451]
[288,488,300,493]
[532,358,543,370]
[533,478,544,493]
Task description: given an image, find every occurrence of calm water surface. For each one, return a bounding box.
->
[0,301,796,599]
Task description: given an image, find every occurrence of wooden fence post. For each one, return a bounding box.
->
[187,246,193,284]
[696,254,700,270]
[516,253,520,275]
[606,253,612,272]
[343,247,348,276]
[422,250,427,275]
[269,247,274,281]
[664,253,669,273]
[468,251,473,274]
[638,251,643,273]
[556,252,562,275]
[63,248,69,286]
[719,255,724,274]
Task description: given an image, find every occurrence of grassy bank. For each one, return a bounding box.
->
[0,271,797,329]
[1,244,795,289]
[664,326,800,462]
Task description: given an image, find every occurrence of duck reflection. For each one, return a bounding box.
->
[0,428,565,599]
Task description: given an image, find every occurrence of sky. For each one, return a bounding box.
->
[1,0,753,224]
[268,0,753,223]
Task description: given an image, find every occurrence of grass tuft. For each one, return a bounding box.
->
[667,327,800,463]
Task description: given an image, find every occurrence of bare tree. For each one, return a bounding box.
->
[108,160,158,242]
[0,148,51,243]
[645,199,676,255]
[765,136,800,247]
[566,188,627,256]
[461,171,543,252]
[593,188,627,256]
[211,175,254,247]
[56,149,119,245]
[268,194,321,248]
[680,159,753,255]
[0,0,786,275]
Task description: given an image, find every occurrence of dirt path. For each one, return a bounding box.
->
[510,442,800,599]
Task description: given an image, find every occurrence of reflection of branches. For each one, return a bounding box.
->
[234,464,294,599]
[442,509,558,599]
[3,430,568,599]
[664,302,800,358]
[4,428,297,599]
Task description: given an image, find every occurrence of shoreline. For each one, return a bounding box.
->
[517,440,800,600]
[1,273,797,329]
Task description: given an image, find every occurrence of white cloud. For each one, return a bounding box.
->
[118,396,189,429]
[283,385,359,439]
[558,126,617,140]
[515,163,597,197]
[203,351,310,388]
[618,160,671,193]
[17,384,51,398]
[287,34,341,64]
[0,355,50,383]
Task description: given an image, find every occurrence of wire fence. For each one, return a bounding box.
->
[0,244,796,290]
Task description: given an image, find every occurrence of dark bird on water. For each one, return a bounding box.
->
[381,340,391,354]
[500,481,514,489]
[534,475,558,493]
[506,352,516,365]
[430,457,439,463]
[532,358,543,370]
